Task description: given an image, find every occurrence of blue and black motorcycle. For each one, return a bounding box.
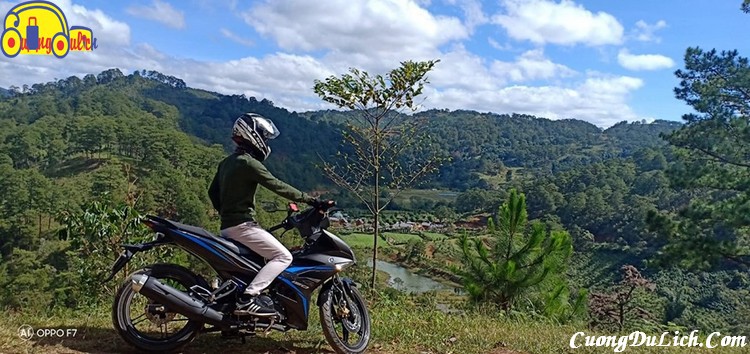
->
[105,201,370,353]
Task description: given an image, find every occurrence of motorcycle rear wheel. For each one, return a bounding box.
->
[112,263,208,353]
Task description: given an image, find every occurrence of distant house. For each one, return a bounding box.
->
[329,211,349,227]
[424,222,445,231]
[388,221,415,232]
[345,218,451,233]
[455,215,489,230]
[350,218,366,232]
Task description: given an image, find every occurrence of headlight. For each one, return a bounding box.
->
[334,261,354,272]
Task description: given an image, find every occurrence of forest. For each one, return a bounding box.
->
[0,45,748,353]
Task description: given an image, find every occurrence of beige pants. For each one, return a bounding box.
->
[220,221,292,295]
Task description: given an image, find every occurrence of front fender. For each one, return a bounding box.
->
[317,277,357,307]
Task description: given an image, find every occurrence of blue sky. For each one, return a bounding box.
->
[1,0,750,127]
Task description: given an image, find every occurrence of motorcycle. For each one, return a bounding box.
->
[104,200,370,353]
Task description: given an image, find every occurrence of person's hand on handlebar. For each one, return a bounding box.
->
[307,198,336,209]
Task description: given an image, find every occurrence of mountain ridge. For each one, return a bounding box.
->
[0,69,681,192]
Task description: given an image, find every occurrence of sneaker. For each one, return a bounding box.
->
[234,294,276,316]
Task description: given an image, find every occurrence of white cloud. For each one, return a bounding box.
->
[631,20,667,43]
[243,0,467,71]
[445,0,488,33]
[126,0,186,29]
[487,38,512,51]
[429,46,497,91]
[425,74,644,127]
[377,46,637,126]
[429,47,575,91]
[492,0,624,46]
[183,53,336,110]
[617,49,674,71]
[220,29,254,47]
[491,49,576,82]
[0,47,334,112]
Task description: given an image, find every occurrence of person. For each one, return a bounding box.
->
[208,112,317,316]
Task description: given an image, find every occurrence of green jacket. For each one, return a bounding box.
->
[208,152,314,230]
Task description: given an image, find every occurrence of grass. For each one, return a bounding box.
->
[340,233,384,248]
[382,233,423,244]
[343,233,423,248]
[392,189,458,205]
[47,155,106,178]
[421,232,448,241]
[2,299,747,354]
[476,167,527,188]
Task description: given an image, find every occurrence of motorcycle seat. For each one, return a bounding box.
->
[147,215,257,257]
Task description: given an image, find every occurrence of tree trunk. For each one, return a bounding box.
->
[371,174,380,290]
[370,126,381,290]
[371,211,379,290]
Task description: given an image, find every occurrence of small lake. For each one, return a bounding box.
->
[367,259,454,293]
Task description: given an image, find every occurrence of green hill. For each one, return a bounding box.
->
[0,69,679,193]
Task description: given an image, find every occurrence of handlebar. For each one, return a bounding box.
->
[267,199,337,235]
[310,199,336,210]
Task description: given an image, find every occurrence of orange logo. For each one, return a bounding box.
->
[1,1,97,58]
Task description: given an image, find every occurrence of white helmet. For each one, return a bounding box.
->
[231,113,280,161]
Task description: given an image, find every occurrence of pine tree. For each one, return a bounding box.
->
[455,189,573,311]
[648,47,750,268]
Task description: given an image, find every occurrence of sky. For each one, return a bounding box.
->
[1,0,749,127]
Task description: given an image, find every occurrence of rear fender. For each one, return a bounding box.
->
[102,239,171,283]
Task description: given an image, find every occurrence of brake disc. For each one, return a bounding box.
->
[145,303,176,326]
[338,299,361,333]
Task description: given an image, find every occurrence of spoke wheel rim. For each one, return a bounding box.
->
[330,289,368,349]
[124,275,194,341]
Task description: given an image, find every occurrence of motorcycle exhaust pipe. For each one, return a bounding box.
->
[131,274,232,328]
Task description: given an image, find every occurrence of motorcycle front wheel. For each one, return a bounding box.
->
[320,283,371,354]
[112,263,208,353]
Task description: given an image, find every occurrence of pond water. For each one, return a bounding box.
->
[367,259,453,293]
